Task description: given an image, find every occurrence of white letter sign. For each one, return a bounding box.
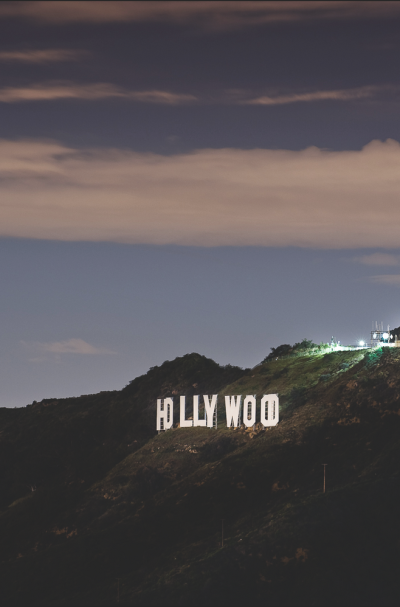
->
[261,394,279,427]
[156,397,173,431]
[157,394,279,431]
[204,394,217,427]
[243,395,256,427]
[193,395,206,427]
[180,396,193,427]
[225,395,242,428]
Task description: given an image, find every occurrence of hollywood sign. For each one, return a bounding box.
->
[156,394,279,431]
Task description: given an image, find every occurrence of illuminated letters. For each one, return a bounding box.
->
[204,394,217,427]
[193,395,207,427]
[180,396,193,427]
[243,395,256,427]
[225,395,242,428]
[261,394,279,427]
[156,394,279,430]
[156,397,173,431]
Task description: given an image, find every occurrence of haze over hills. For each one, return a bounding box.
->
[2,344,400,606]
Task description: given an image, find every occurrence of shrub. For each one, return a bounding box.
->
[264,344,293,361]
[320,374,331,381]
[364,348,383,368]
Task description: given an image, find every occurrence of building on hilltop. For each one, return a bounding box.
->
[370,321,400,347]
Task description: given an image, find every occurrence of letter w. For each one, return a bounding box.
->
[225,396,241,428]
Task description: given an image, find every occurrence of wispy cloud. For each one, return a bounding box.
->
[353,253,400,266]
[368,275,400,286]
[0,82,197,104]
[128,90,196,104]
[0,49,86,63]
[242,86,379,106]
[23,338,116,355]
[1,2,400,30]
[0,81,388,106]
[0,83,124,103]
[2,138,400,248]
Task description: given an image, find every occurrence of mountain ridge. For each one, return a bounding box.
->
[1,346,400,606]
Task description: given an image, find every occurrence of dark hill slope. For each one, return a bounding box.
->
[0,353,246,510]
[2,348,400,606]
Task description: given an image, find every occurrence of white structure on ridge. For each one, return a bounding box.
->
[370,321,400,347]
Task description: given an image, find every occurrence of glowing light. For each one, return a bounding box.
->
[383,332,389,339]
[373,333,377,339]
[359,340,365,346]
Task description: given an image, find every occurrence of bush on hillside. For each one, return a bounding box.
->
[287,385,307,408]
[364,348,383,368]
[264,344,293,360]
[293,338,317,351]
[264,338,325,361]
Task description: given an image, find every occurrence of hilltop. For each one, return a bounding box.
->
[1,345,400,606]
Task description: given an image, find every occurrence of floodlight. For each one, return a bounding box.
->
[373,333,377,339]
[383,332,389,339]
[359,340,364,346]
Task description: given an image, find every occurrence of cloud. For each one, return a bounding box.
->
[242,86,379,106]
[1,2,400,30]
[0,49,86,63]
[2,138,400,248]
[128,90,196,104]
[0,83,125,103]
[368,275,400,286]
[353,253,400,266]
[0,81,388,106]
[24,338,116,355]
[0,82,197,104]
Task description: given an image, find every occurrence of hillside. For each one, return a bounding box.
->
[2,346,400,606]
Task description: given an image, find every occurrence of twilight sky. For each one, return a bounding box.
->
[2,1,400,407]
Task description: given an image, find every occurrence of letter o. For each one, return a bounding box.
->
[261,394,279,427]
[243,395,256,427]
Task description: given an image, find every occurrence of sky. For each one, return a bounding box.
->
[2,1,400,407]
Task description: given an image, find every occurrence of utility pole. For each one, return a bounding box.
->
[221,519,224,548]
[322,464,327,493]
